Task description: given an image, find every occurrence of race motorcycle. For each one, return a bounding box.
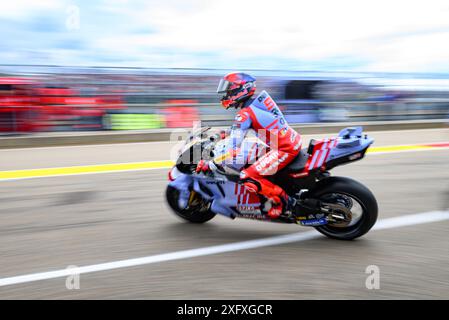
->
[166,126,378,240]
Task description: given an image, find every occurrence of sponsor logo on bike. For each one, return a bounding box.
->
[299,218,327,226]
[237,212,266,220]
[237,205,261,215]
[206,180,226,185]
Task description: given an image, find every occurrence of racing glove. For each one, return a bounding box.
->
[195,160,217,175]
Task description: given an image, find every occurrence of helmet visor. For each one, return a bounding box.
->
[216,79,231,93]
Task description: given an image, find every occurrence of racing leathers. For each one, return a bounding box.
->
[229,90,302,218]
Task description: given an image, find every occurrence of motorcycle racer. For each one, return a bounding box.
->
[196,72,302,219]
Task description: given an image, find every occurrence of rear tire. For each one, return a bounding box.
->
[165,185,216,223]
[312,176,378,240]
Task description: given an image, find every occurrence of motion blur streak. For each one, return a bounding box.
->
[367,142,449,154]
[0,141,447,181]
[0,210,447,288]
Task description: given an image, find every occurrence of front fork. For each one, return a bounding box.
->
[177,188,192,210]
[169,168,214,211]
[168,168,194,210]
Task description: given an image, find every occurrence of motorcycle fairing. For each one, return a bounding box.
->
[325,127,374,169]
[169,126,374,220]
[287,126,374,176]
[212,133,265,172]
[169,174,262,218]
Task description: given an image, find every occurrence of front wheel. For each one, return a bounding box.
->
[165,185,216,223]
[312,177,378,240]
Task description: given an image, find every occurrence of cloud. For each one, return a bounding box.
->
[0,0,66,19]
[1,0,449,72]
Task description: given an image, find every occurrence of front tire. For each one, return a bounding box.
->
[165,185,216,223]
[312,177,378,240]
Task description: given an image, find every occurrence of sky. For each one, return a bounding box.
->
[1,0,449,72]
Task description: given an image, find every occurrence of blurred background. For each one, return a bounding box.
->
[1,0,449,134]
[1,66,449,133]
[1,0,449,300]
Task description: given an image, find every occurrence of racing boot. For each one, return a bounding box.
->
[267,196,283,219]
[242,179,296,219]
[267,193,297,219]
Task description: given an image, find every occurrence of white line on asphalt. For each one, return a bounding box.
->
[0,210,448,287]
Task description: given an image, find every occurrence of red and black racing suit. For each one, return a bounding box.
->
[229,90,302,209]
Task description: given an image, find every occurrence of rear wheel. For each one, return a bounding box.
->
[312,177,378,240]
[165,185,216,223]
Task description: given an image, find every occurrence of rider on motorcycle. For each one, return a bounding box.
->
[196,72,302,219]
